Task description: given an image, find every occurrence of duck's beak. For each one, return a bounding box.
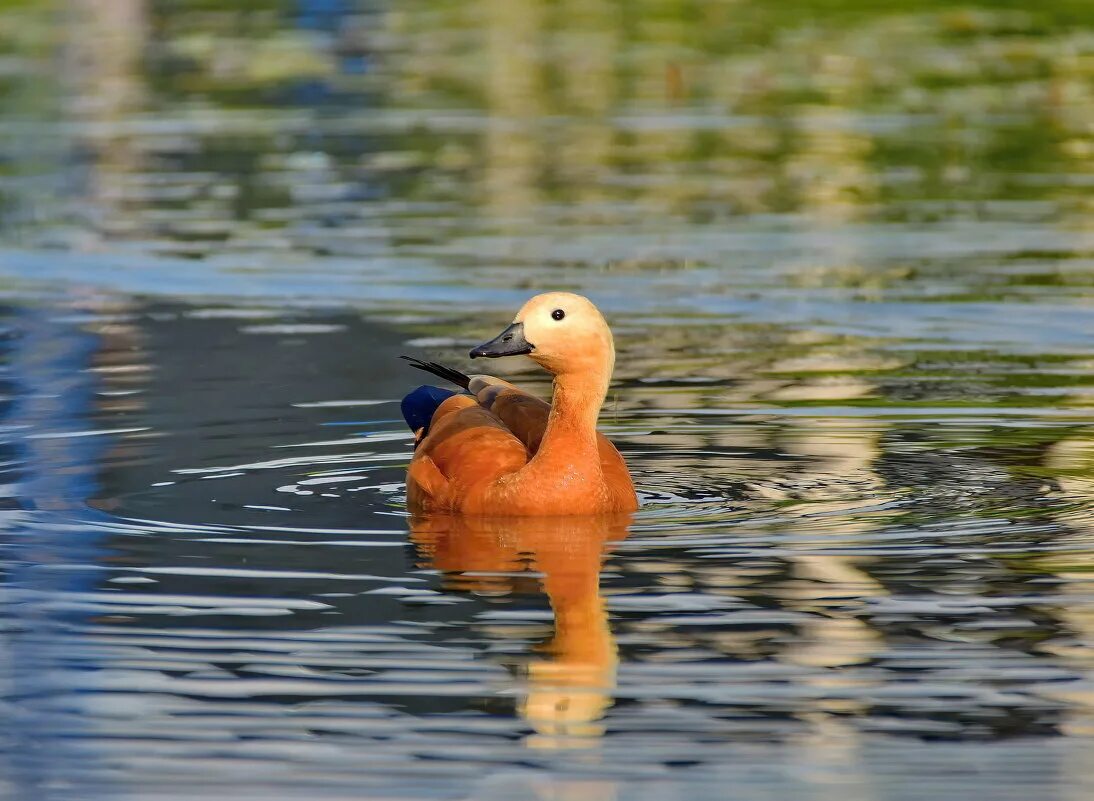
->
[469,322,533,359]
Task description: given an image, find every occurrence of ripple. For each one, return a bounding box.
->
[2,1,1094,797]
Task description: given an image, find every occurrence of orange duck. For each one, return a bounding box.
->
[401,292,638,515]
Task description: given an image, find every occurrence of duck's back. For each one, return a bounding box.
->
[406,392,528,512]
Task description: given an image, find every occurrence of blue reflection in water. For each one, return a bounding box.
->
[4,307,117,799]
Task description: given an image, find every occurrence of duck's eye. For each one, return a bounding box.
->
[551,309,565,321]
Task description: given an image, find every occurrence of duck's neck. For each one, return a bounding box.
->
[535,369,609,467]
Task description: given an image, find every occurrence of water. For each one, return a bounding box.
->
[1,1,1093,799]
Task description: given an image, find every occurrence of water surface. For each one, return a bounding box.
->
[1,2,1093,799]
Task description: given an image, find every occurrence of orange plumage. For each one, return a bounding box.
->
[403,292,638,516]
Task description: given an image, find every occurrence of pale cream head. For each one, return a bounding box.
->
[513,292,615,377]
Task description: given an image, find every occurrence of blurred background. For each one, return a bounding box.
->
[0,1,1093,800]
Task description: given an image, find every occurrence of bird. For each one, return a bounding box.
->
[400,292,638,516]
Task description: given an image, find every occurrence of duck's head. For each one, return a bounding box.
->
[470,292,615,377]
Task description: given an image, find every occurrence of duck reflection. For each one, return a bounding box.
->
[410,513,631,745]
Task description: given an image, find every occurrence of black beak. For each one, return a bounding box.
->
[469,321,533,359]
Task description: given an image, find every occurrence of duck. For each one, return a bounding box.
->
[400,292,638,516]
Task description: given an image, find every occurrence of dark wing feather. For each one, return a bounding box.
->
[400,356,472,390]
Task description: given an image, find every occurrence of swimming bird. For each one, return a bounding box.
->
[401,292,638,515]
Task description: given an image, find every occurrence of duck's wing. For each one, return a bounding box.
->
[401,358,550,452]
[408,394,529,512]
[468,375,552,453]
